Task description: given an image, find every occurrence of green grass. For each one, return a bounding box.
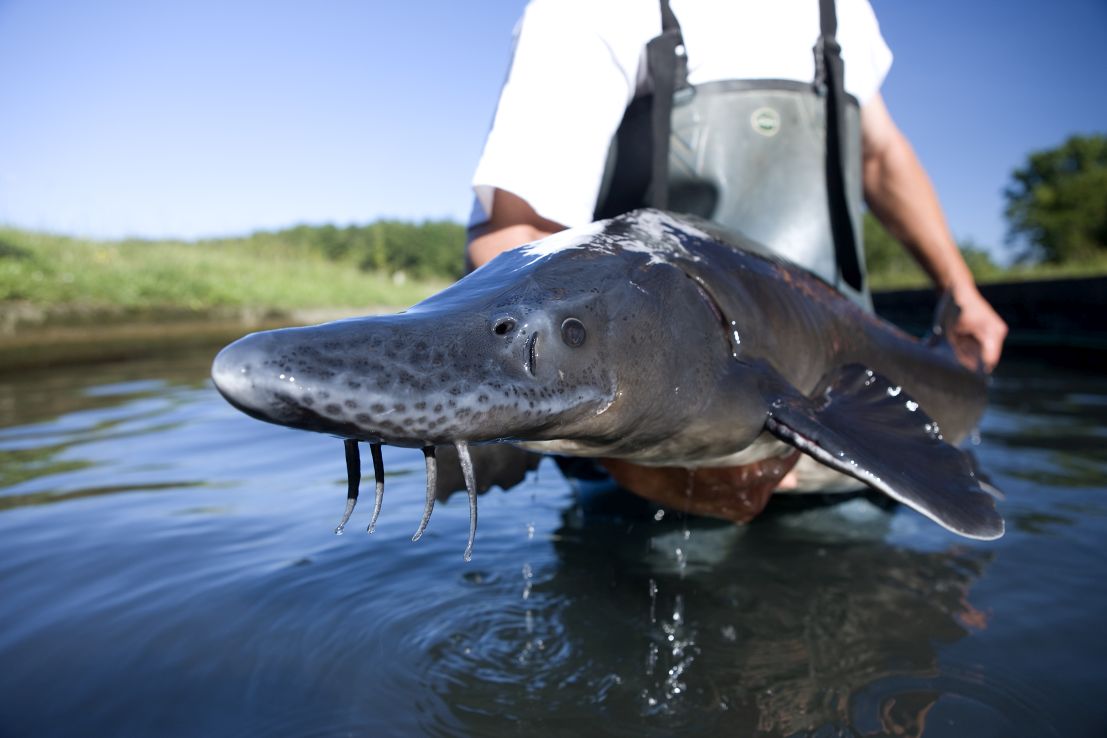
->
[2,224,1105,321]
[0,227,449,318]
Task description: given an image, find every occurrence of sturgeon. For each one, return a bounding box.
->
[211,209,1002,558]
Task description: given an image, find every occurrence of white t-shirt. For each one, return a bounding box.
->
[471,0,893,229]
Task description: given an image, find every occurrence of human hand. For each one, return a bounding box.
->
[950,285,1008,373]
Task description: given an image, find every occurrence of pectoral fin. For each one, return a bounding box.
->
[763,364,1003,540]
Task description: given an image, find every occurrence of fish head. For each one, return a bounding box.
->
[211,219,749,453]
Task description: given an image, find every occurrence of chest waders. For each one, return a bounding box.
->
[594,0,872,309]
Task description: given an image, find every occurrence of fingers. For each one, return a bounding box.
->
[978,319,1007,372]
[953,289,1008,372]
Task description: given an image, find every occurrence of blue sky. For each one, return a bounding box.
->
[1,0,1104,260]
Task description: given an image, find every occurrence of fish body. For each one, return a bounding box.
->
[212,209,1002,552]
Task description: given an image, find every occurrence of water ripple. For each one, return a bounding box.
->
[0,352,1105,736]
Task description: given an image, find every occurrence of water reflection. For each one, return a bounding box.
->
[986,359,1107,488]
[426,506,1002,736]
[0,351,1104,737]
[0,355,214,508]
[0,355,210,430]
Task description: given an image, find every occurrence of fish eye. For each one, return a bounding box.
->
[492,318,516,336]
[560,318,586,347]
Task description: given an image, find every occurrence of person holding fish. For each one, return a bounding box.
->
[466,0,1007,372]
[211,0,1011,553]
[212,1,1009,551]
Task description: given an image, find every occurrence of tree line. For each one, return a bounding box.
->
[866,132,1104,280]
[235,219,468,281]
[221,133,1104,284]
[1004,133,1106,263]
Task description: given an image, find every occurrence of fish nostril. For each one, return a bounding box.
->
[493,318,516,336]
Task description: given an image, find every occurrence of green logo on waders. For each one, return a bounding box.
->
[750,107,781,137]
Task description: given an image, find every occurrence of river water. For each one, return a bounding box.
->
[0,348,1104,737]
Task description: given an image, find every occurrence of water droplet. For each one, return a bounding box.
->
[653,509,666,522]
[905,400,919,412]
[521,563,533,600]
[648,578,658,624]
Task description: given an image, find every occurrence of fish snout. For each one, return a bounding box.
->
[212,325,413,439]
[211,331,260,406]
[211,330,306,425]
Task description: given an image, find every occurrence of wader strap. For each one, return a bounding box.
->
[817,0,865,292]
[645,0,686,209]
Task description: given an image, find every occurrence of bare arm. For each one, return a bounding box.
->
[861,93,1008,370]
[466,188,566,269]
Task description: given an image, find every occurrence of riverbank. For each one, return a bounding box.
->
[4,223,1106,371]
[0,224,450,370]
[0,307,373,371]
[6,273,1106,373]
[6,222,1106,316]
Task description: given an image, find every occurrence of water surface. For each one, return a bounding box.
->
[0,351,1105,736]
